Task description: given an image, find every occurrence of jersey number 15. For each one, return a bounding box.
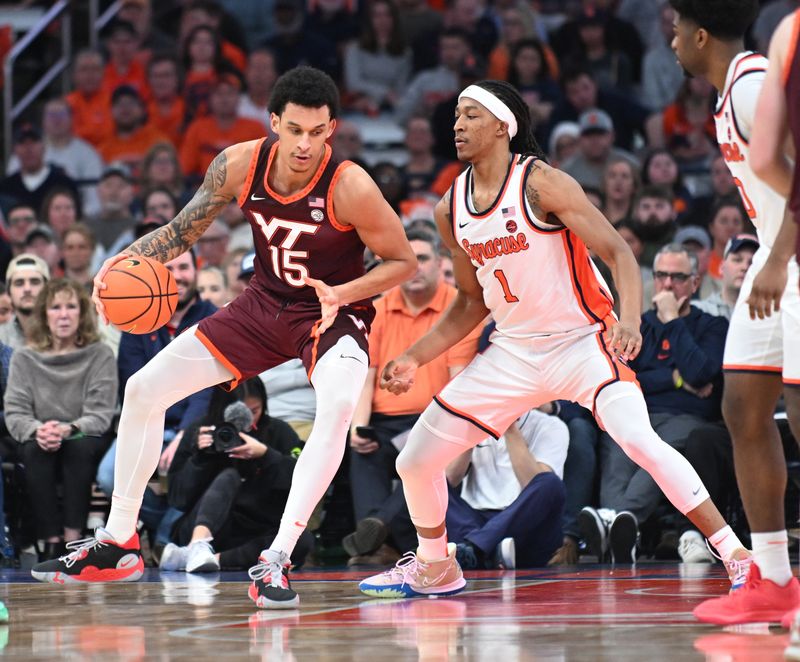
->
[251,213,321,287]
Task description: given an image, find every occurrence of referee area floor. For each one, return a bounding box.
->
[0,564,788,660]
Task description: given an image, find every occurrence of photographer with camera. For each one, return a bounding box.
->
[160,378,311,573]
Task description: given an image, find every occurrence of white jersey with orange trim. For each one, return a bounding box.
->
[714,51,787,249]
[451,155,615,339]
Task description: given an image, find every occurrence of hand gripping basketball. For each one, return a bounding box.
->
[93,252,134,324]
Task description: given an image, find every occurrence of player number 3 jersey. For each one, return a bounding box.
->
[452,155,615,339]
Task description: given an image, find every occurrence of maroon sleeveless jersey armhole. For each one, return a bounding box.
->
[327,160,356,232]
[236,137,268,208]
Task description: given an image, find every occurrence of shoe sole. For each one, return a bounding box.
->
[578,509,606,561]
[694,606,791,625]
[343,518,388,557]
[609,513,637,565]
[187,561,220,573]
[359,577,466,599]
[31,566,144,584]
[499,538,515,569]
[253,594,300,609]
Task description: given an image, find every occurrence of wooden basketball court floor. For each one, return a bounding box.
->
[0,564,790,660]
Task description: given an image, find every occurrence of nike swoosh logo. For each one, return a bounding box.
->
[340,354,364,363]
[458,222,469,228]
[118,558,137,569]
[250,193,267,201]
[692,486,701,495]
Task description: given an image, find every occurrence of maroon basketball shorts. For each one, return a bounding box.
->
[196,285,374,389]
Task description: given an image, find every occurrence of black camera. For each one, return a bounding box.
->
[213,423,245,452]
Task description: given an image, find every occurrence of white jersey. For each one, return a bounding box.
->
[715,51,786,249]
[451,155,615,338]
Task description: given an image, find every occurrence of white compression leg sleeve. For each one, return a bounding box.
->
[396,401,489,529]
[269,336,369,556]
[105,325,233,542]
[596,381,710,515]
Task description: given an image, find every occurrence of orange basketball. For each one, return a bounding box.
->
[99,256,178,334]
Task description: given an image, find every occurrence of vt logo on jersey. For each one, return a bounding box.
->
[462,232,529,266]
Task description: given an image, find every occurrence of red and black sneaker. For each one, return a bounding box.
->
[248,550,299,609]
[31,528,144,584]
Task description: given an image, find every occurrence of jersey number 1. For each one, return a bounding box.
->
[493,269,518,303]
[733,177,757,219]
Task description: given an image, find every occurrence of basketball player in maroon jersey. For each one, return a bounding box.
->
[30,66,416,609]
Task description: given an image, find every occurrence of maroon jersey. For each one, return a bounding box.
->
[786,10,800,225]
[237,138,369,304]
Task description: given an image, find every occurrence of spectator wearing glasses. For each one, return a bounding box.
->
[581,244,728,563]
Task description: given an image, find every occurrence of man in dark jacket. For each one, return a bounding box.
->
[581,243,728,562]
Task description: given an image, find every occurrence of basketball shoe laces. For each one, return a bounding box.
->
[706,540,752,590]
[249,557,288,589]
[60,535,109,568]
[381,551,447,588]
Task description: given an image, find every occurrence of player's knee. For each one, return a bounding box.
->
[395,448,424,482]
[123,370,150,406]
[722,392,773,432]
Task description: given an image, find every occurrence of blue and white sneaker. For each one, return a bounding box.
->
[359,543,466,598]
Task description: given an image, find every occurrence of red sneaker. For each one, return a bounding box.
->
[694,564,800,625]
[782,606,800,630]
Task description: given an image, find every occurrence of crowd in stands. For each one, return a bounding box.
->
[0,0,796,571]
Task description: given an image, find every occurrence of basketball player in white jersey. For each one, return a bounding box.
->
[670,0,800,625]
[358,79,750,599]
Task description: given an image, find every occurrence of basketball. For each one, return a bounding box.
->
[99,256,178,334]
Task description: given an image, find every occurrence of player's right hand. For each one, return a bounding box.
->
[380,354,419,395]
[747,258,787,320]
[92,251,134,324]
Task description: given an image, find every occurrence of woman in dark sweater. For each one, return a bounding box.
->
[161,377,312,571]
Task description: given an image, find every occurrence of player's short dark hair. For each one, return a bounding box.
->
[470,80,546,161]
[269,66,340,120]
[668,0,758,40]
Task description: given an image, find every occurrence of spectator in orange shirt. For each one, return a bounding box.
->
[100,20,150,101]
[344,230,482,563]
[146,55,186,149]
[65,50,113,149]
[182,25,233,125]
[98,86,168,178]
[179,73,264,182]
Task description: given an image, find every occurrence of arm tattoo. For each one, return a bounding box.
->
[525,163,563,227]
[127,152,232,262]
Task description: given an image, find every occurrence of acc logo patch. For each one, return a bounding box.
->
[505,220,517,233]
[310,209,324,222]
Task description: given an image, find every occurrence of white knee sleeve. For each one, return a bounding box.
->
[596,382,709,515]
[396,401,488,529]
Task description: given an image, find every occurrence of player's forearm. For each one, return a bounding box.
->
[333,257,415,306]
[350,370,375,431]
[505,424,545,488]
[752,156,794,199]
[607,247,643,325]
[405,294,488,367]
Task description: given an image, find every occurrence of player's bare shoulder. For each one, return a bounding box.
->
[524,158,571,222]
[219,140,262,194]
[331,161,394,229]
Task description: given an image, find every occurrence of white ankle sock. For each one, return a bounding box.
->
[105,494,142,543]
[709,525,744,561]
[417,533,448,561]
[751,530,793,586]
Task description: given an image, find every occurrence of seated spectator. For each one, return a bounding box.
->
[260,359,316,441]
[395,28,473,126]
[96,251,217,555]
[160,378,312,571]
[694,234,758,320]
[40,187,80,243]
[446,412,568,569]
[507,38,561,140]
[561,109,639,190]
[582,244,728,563]
[117,0,175,59]
[100,19,150,100]
[568,9,634,93]
[142,186,179,222]
[631,185,677,266]
[371,162,409,216]
[221,204,254,253]
[640,2,684,113]
[650,77,717,165]
[616,219,654,308]
[547,121,580,167]
[178,0,248,75]
[401,117,451,197]
[487,5,550,81]
[0,123,80,216]
[4,279,116,560]
[182,25,231,124]
[684,152,737,228]
[61,223,98,292]
[0,287,11,325]
[641,148,693,221]
[180,73,264,183]
[707,196,748,281]
[98,86,168,177]
[6,99,103,218]
[65,50,113,149]
[445,0,499,60]
[306,0,361,68]
[146,55,186,149]
[397,0,443,73]
[140,144,190,207]
[0,254,49,348]
[195,220,231,268]
[222,248,251,301]
[24,225,62,280]
[345,231,481,563]
[674,225,716,300]
[197,266,228,308]
[85,164,137,258]
[5,204,38,257]
[601,157,639,226]
[343,0,412,115]
[238,48,278,130]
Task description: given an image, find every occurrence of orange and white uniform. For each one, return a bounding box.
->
[715,51,800,383]
[434,155,636,438]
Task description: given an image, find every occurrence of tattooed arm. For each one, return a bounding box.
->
[92,142,254,321]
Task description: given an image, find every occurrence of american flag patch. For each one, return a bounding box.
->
[309,196,324,208]
[502,206,516,218]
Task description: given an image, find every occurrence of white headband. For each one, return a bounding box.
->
[458,85,518,139]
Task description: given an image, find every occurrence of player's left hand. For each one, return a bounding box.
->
[607,321,641,362]
[747,258,787,320]
[304,276,340,336]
